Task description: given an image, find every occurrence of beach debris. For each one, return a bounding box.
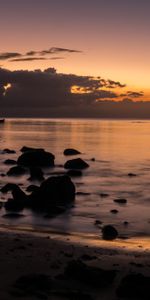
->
[114,198,127,204]
[28,166,44,181]
[4,159,17,165]
[67,169,82,177]
[116,273,150,299]
[64,158,89,169]
[102,225,118,240]
[7,166,27,176]
[64,148,81,155]
[17,149,55,167]
[65,260,117,287]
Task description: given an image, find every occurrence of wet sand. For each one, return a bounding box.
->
[0,228,150,300]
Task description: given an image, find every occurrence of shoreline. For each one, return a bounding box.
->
[0,228,150,299]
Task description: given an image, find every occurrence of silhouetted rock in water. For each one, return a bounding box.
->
[20,146,44,153]
[26,185,40,193]
[124,221,129,225]
[94,219,103,226]
[102,225,118,240]
[14,273,52,295]
[64,148,81,155]
[7,166,27,176]
[64,158,89,170]
[114,198,127,204]
[116,273,150,299]
[76,192,91,196]
[17,150,55,167]
[67,169,82,177]
[3,148,16,154]
[4,184,26,211]
[4,159,17,165]
[110,209,118,214]
[91,157,95,161]
[100,193,109,198]
[31,175,75,211]
[65,260,117,288]
[28,167,44,181]
[128,173,137,177]
[2,213,25,218]
[1,183,18,193]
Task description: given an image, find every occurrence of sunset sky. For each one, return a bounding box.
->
[0,0,150,117]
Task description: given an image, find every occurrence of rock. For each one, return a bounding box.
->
[67,169,82,177]
[100,193,109,198]
[64,158,89,170]
[17,150,55,167]
[4,159,17,165]
[28,167,44,181]
[26,185,40,193]
[94,220,103,226]
[76,192,91,196]
[38,175,75,209]
[91,158,95,161]
[64,148,81,155]
[4,184,26,211]
[3,148,16,154]
[110,209,118,214]
[128,173,137,177]
[1,183,19,193]
[7,166,27,176]
[20,146,44,153]
[116,273,150,299]
[102,225,118,240]
[65,260,117,287]
[114,198,127,204]
[124,221,129,225]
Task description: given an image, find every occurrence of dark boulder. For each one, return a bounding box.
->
[17,150,55,167]
[64,148,81,156]
[4,159,17,165]
[20,146,44,153]
[67,169,82,177]
[116,273,150,299]
[7,166,27,176]
[3,184,26,212]
[28,167,44,181]
[102,225,118,240]
[65,260,117,288]
[28,175,75,211]
[64,158,89,170]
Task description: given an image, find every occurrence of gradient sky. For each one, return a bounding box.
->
[1,0,150,100]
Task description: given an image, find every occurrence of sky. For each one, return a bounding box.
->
[0,0,150,117]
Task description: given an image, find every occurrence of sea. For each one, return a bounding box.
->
[0,118,150,245]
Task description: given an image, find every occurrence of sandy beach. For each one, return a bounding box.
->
[0,227,150,300]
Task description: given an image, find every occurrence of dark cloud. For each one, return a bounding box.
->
[10,57,47,62]
[0,52,21,60]
[40,47,82,55]
[120,91,144,97]
[0,67,146,118]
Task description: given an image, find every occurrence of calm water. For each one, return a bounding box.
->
[0,118,150,241]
